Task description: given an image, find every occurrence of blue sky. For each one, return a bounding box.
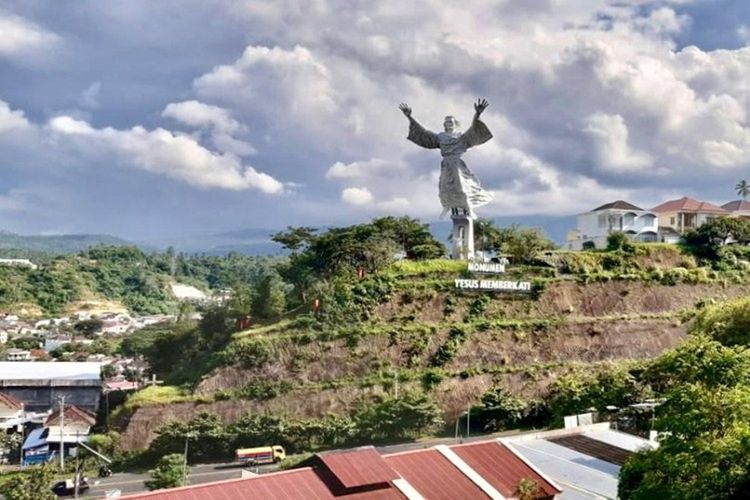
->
[1,0,749,240]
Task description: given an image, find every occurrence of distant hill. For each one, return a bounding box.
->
[0,230,133,255]
[144,216,575,256]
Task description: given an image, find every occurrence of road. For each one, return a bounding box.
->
[83,462,278,498]
[82,430,523,498]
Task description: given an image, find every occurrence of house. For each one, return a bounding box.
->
[721,200,750,219]
[504,422,656,499]
[5,348,31,361]
[0,392,24,430]
[21,404,95,466]
[567,200,658,250]
[123,439,561,499]
[652,197,728,235]
[0,362,102,413]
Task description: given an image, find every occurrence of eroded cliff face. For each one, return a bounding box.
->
[118,279,750,451]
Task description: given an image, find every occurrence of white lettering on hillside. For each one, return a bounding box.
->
[454,279,532,292]
[467,261,507,273]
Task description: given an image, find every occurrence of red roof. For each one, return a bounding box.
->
[722,200,750,212]
[0,392,23,410]
[319,447,400,489]
[384,449,487,500]
[45,404,96,427]
[122,438,563,499]
[450,441,560,498]
[123,468,402,500]
[651,197,728,214]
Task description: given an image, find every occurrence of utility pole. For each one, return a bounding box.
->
[59,395,65,470]
[182,435,190,486]
[466,404,470,439]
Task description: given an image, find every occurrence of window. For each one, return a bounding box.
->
[598,215,607,227]
[670,217,675,225]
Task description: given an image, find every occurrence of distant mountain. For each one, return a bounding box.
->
[429,215,575,246]
[0,230,133,254]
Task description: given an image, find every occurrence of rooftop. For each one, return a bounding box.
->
[45,404,97,427]
[0,361,101,380]
[721,199,750,212]
[123,438,560,500]
[592,200,644,211]
[651,196,728,214]
[0,392,23,410]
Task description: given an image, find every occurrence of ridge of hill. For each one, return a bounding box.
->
[0,230,133,254]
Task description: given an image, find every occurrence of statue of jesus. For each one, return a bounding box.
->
[399,99,493,219]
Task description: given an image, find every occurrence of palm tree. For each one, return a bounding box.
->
[736,180,750,200]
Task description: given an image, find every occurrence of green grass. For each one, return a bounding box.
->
[121,385,195,410]
[386,259,466,277]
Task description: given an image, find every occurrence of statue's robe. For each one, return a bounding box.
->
[406,117,493,218]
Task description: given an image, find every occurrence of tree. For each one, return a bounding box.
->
[146,453,188,490]
[73,318,104,338]
[736,179,750,200]
[253,274,287,319]
[683,217,750,260]
[354,393,443,441]
[492,225,556,264]
[0,465,56,500]
[471,387,528,432]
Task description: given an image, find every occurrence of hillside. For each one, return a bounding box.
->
[115,244,750,451]
[0,245,280,316]
[0,230,132,254]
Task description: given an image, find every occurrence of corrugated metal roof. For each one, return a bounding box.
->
[319,447,400,488]
[0,362,101,380]
[0,391,23,410]
[583,429,656,454]
[124,468,337,500]
[508,439,619,499]
[548,435,631,466]
[450,441,559,498]
[384,449,488,500]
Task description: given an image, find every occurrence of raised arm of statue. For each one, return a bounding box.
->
[400,102,440,150]
[462,98,492,148]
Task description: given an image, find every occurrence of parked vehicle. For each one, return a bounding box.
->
[236,445,286,465]
[51,477,89,496]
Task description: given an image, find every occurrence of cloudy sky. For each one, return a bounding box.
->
[1,0,750,240]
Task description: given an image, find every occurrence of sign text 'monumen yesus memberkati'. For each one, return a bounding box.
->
[454,279,532,292]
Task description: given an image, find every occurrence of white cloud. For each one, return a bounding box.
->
[0,100,31,134]
[341,186,374,206]
[48,115,282,193]
[326,158,405,179]
[0,13,59,58]
[583,113,653,172]
[162,100,256,156]
[162,100,242,133]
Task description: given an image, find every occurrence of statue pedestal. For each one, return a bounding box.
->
[451,214,475,260]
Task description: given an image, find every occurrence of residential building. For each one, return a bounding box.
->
[652,197,728,234]
[5,349,31,361]
[22,404,95,466]
[721,200,750,219]
[0,392,24,430]
[0,362,102,413]
[567,200,658,250]
[123,439,561,499]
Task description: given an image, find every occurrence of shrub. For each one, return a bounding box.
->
[430,326,469,366]
[691,297,750,346]
[222,339,272,368]
[471,387,528,432]
[146,454,187,491]
[607,232,634,252]
[421,369,445,391]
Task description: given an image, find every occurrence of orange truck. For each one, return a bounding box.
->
[235,446,286,465]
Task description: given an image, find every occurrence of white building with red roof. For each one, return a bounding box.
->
[651,196,728,235]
